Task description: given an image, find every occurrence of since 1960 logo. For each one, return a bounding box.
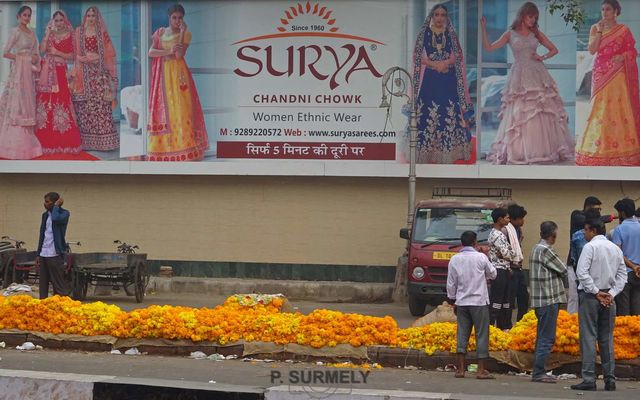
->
[233,1,384,90]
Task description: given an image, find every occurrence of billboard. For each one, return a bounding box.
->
[0,0,639,179]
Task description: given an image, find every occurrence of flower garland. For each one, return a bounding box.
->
[225,294,286,309]
[396,322,511,355]
[1,296,640,360]
[0,295,123,336]
[509,309,640,359]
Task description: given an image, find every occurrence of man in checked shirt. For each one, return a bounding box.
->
[529,221,567,383]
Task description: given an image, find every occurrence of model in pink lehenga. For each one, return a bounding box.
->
[481,2,574,165]
[35,10,82,156]
[0,6,43,160]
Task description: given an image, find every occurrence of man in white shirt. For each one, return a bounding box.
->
[36,192,71,299]
[447,231,497,379]
[571,218,627,392]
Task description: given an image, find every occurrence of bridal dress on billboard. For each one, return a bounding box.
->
[35,12,82,155]
[0,27,43,160]
[70,7,119,151]
[576,24,640,166]
[488,30,574,165]
[412,19,474,164]
[147,27,209,161]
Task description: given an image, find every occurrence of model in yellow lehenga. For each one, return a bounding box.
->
[576,23,640,166]
[147,4,208,162]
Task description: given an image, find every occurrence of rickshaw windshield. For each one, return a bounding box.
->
[413,208,493,244]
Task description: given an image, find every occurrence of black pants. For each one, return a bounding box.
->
[615,271,640,316]
[39,255,70,299]
[509,268,529,322]
[490,269,512,329]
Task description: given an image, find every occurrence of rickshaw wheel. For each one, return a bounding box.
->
[134,262,146,303]
[72,271,88,301]
[123,280,134,296]
[2,264,12,289]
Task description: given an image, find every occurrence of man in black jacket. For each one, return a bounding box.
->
[37,192,70,299]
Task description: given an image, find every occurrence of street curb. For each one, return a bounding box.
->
[266,386,453,399]
[0,368,263,399]
[2,330,639,379]
[0,369,572,400]
[0,369,586,400]
[147,276,394,302]
[265,386,577,400]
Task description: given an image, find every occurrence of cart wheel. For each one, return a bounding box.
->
[134,262,145,303]
[123,280,134,296]
[3,263,13,289]
[80,274,89,300]
[71,271,80,300]
[72,271,88,301]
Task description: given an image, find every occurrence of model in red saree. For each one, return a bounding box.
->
[35,10,82,155]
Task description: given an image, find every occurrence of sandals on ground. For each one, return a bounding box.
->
[476,372,496,379]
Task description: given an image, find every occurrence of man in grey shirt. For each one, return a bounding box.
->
[571,218,627,392]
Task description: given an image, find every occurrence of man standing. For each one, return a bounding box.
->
[505,204,529,322]
[571,219,627,392]
[529,221,567,383]
[447,231,497,379]
[569,196,603,245]
[488,208,516,330]
[37,192,71,299]
[568,208,603,314]
[612,198,640,316]
[567,197,614,314]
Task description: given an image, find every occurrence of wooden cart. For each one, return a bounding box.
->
[1,249,37,288]
[71,252,149,303]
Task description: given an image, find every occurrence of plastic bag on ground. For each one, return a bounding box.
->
[16,342,36,351]
[3,283,33,297]
[207,353,226,361]
[124,347,141,355]
[189,351,207,359]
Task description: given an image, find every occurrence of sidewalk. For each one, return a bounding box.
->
[2,288,638,399]
[147,276,395,303]
[0,350,637,399]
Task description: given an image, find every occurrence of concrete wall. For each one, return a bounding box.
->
[1,174,638,268]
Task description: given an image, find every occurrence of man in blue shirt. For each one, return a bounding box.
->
[568,197,603,262]
[36,192,70,299]
[568,209,602,314]
[612,198,640,316]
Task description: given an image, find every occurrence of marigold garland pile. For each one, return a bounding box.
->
[396,323,511,355]
[1,296,639,360]
[509,309,640,359]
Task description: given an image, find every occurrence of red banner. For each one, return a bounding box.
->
[217,142,395,160]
